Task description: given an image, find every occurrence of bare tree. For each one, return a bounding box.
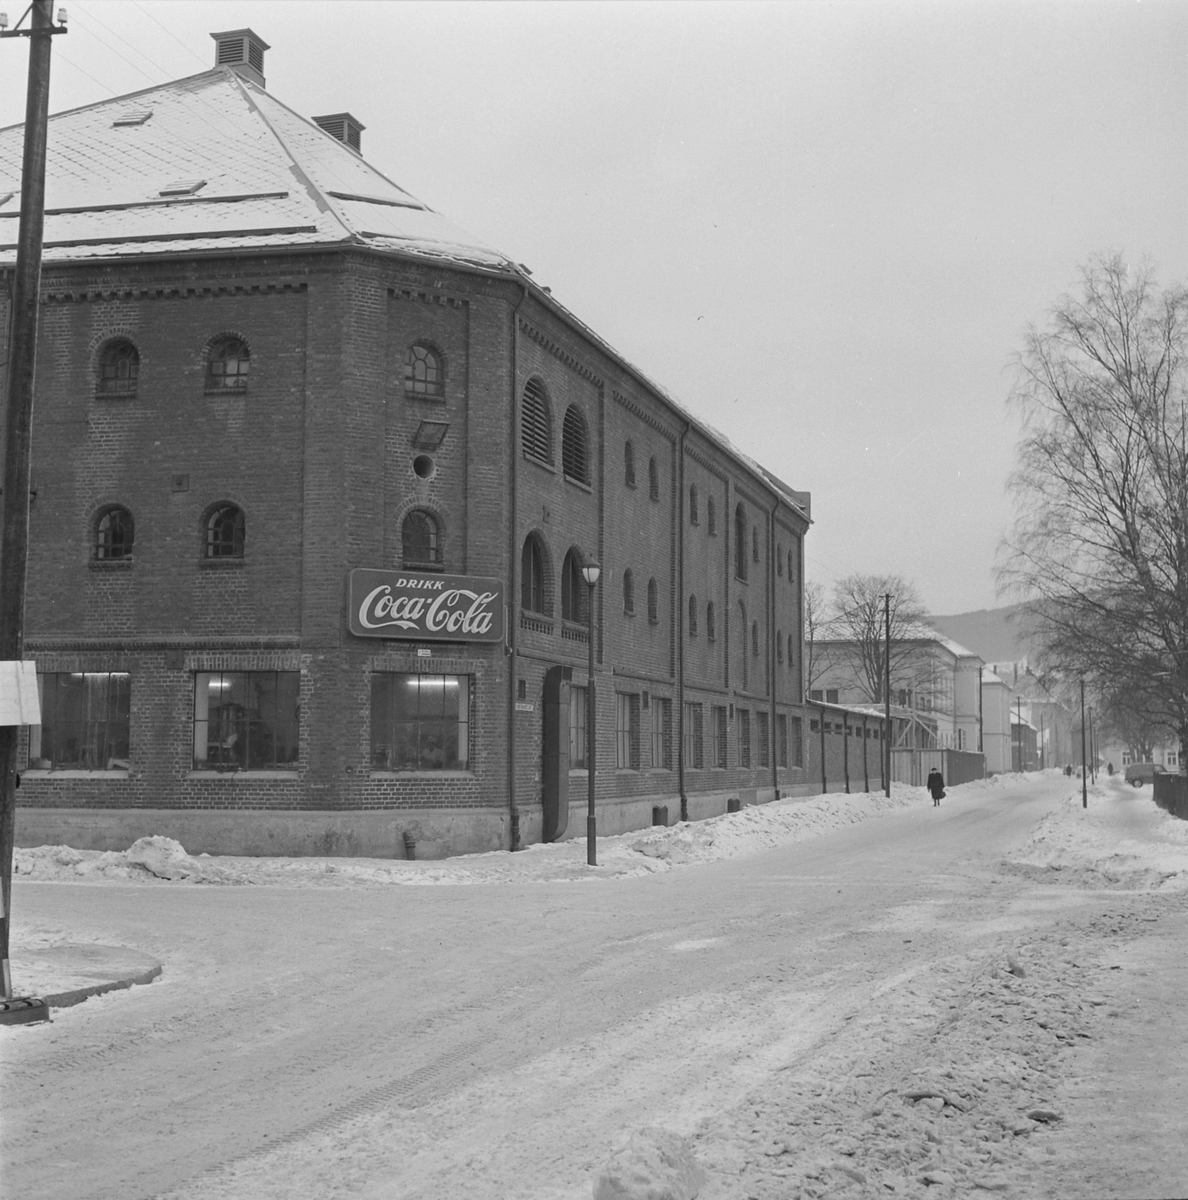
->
[826,574,927,704]
[804,580,828,694]
[998,254,1188,761]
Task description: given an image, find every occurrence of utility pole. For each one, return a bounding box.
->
[1088,706,1096,783]
[883,592,891,798]
[0,1,66,1002]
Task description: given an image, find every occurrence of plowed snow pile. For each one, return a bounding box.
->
[15,780,977,887]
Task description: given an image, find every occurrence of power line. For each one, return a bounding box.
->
[130,0,207,68]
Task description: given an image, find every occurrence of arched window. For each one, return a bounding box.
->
[205,504,244,559]
[735,504,747,580]
[707,495,716,536]
[95,505,134,560]
[688,594,698,636]
[404,343,443,398]
[521,377,552,464]
[206,337,250,391]
[561,405,589,483]
[752,525,760,563]
[777,630,784,664]
[624,441,636,488]
[97,340,139,396]
[752,620,760,657]
[648,457,659,501]
[689,484,699,525]
[623,568,635,614]
[521,535,547,614]
[706,602,716,642]
[647,578,658,623]
[402,509,442,569]
[561,549,587,623]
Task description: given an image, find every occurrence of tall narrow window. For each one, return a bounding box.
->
[757,711,770,767]
[714,705,728,768]
[651,697,673,769]
[521,377,552,464]
[738,708,752,768]
[561,549,587,623]
[205,505,244,559]
[404,343,444,398]
[777,545,784,576]
[569,685,588,769]
[688,594,698,636]
[647,578,658,623]
[706,601,716,643]
[707,495,716,535]
[752,620,760,657]
[683,701,704,769]
[616,693,641,769]
[739,600,748,690]
[521,535,546,614]
[776,630,784,664]
[648,457,659,501]
[95,506,134,561]
[624,440,636,488]
[777,713,789,767]
[689,484,699,525]
[206,336,250,391]
[561,405,589,483]
[752,525,760,563]
[402,509,442,569]
[31,672,131,770]
[193,670,299,770]
[735,504,747,579]
[370,673,469,771]
[790,715,804,767]
[97,340,139,396]
[623,568,635,614]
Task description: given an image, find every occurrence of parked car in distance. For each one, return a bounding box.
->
[1124,762,1167,786]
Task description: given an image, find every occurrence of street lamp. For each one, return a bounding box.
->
[580,559,601,866]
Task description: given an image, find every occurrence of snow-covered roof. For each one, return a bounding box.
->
[0,63,810,521]
[816,623,981,663]
[981,670,1010,687]
[0,67,513,270]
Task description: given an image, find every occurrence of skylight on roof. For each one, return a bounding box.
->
[113,110,153,127]
[0,192,13,208]
[159,179,207,197]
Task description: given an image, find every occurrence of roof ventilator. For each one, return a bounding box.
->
[210,28,269,88]
[313,113,365,156]
[159,180,207,197]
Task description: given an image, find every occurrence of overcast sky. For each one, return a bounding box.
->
[2,0,1184,615]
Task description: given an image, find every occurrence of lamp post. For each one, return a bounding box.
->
[581,559,601,866]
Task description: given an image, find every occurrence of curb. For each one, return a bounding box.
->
[42,959,163,1009]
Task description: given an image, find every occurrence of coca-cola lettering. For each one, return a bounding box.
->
[348,569,504,642]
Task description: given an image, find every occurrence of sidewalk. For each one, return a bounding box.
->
[8,943,162,1009]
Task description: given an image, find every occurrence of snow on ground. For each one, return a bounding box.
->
[14,777,1019,888]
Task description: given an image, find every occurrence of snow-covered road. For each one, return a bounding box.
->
[4,773,1187,1199]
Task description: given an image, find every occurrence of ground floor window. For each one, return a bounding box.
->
[790,715,804,767]
[30,671,130,769]
[616,692,641,769]
[757,710,770,767]
[713,705,728,768]
[777,713,788,768]
[738,708,752,768]
[651,697,673,769]
[194,670,300,770]
[684,701,704,769]
[569,685,588,770]
[371,673,469,771]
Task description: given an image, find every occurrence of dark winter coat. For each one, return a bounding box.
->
[927,768,946,800]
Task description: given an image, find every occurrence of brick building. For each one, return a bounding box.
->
[1,31,818,857]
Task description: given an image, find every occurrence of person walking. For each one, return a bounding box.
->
[927,766,945,806]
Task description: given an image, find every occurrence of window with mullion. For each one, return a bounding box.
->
[370,673,469,771]
[30,671,131,769]
[192,670,299,770]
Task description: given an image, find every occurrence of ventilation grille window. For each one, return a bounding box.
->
[521,379,552,464]
[248,39,264,71]
[218,37,244,65]
[561,406,588,483]
[346,123,361,151]
[321,119,345,141]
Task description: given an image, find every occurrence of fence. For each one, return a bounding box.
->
[891,748,985,789]
[1153,772,1188,821]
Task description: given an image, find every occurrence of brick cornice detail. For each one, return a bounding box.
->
[519,318,603,386]
[42,281,308,305]
[611,389,676,442]
[390,287,468,309]
[684,443,729,484]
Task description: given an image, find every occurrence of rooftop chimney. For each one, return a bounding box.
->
[210,28,269,88]
[313,113,365,156]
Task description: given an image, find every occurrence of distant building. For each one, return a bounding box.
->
[980,670,1012,774]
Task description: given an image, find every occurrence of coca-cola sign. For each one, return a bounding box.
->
[347,569,505,643]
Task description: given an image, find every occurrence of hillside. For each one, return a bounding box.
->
[927,603,1038,664]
